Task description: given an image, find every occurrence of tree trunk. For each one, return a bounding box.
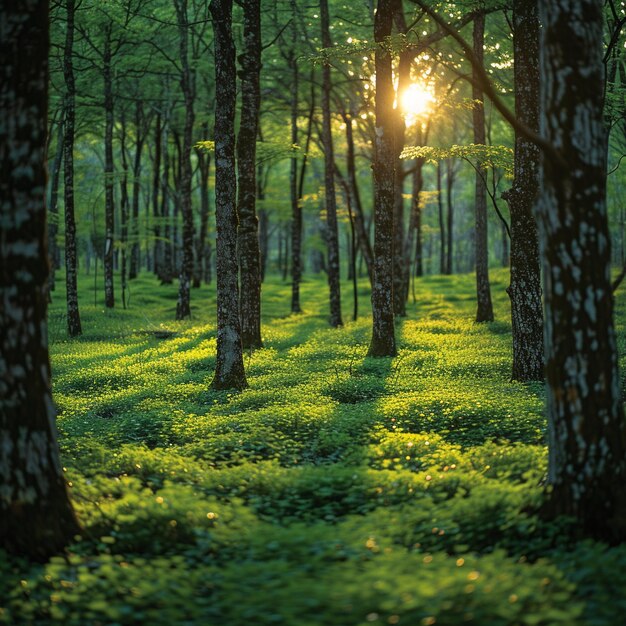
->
[343,108,374,285]
[445,159,455,275]
[48,115,64,294]
[437,160,446,274]
[502,0,543,382]
[175,0,196,320]
[237,0,263,347]
[289,5,302,314]
[320,0,343,327]
[0,0,81,560]
[119,110,130,309]
[209,0,247,390]
[152,112,162,279]
[368,0,397,357]
[193,124,211,288]
[160,125,174,284]
[129,101,144,280]
[62,0,82,336]
[538,0,626,542]
[473,13,494,322]
[103,24,115,308]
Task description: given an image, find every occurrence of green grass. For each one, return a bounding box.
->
[2,268,626,625]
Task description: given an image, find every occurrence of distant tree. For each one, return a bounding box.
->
[472,12,494,323]
[0,0,80,559]
[502,0,543,381]
[174,0,196,320]
[319,0,343,328]
[537,0,626,542]
[62,0,82,335]
[210,0,247,389]
[237,0,263,348]
[368,0,397,357]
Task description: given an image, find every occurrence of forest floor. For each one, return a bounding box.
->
[2,269,626,625]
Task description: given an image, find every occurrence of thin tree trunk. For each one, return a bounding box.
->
[0,0,81,559]
[194,124,211,288]
[62,0,82,336]
[48,115,64,293]
[175,0,195,320]
[129,101,144,280]
[368,0,396,357]
[445,159,455,275]
[152,112,162,278]
[209,0,247,389]
[103,24,115,308]
[119,110,130,309]
[160,125,174,284]
[473,13,494,322]
[437,160,446,274]
[237,0,263,347]
[320,0,343,327]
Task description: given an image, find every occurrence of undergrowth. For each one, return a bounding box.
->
[2,269,625,625]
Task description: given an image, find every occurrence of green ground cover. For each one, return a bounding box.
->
[2,269,626,625]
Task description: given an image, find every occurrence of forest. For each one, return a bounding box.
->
[2,0,626,623]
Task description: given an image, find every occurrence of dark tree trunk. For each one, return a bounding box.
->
[403,156,425,299]
[289,20,303,314]
[237,0,263,347]
[0,0,81,559]
[175,0,196,320]
[160,126,174,284]
[502,0,543,382]
[342,108,374,285]
[473,13,494,322]
[445,159,455,275]
[368,0,397,357]
[119,110,130,309]
[48,115,64,293]
[152,112,162,278]
[320,0,343,327]
[437,160,446,274]
[210,0,247,389]
[193,124,211,288]
[62,0,81,336]
[537,0,626,542]
[103,24,115,308]
[129,101,145,280]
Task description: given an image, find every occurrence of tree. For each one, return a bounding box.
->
[472,12,494,323]
[502,0,543,381]
[319,0,343,328]
[62,0,82,335]
[237,0,263,348]
[368,0,397,357]
[174,0,196,321]
[0,0,80,559]
[210,0,247,390]
[537,0,626,542]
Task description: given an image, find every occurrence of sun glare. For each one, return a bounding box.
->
[400,83,434,122]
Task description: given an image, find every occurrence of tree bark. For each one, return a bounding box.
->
[152,111,162,279]
[502,0,543,382]
[368,0,397,357]
[210,0,247,389]
[320,0,343,327]
[538,0,626,542]
[175,0,196,321]
[103,24,115,308]
[237,0,263,347]
[62,0,82,336]
[119,109,130,309]
[473,13,494,322]
[445,159,456,275]
[0,0,81,559]
[437,161,446,274]
[48,115,64,294]
[129,100,145,280]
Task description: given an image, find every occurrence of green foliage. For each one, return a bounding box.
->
[2,271,625,625]
[400,143,514,176]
